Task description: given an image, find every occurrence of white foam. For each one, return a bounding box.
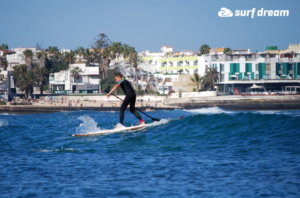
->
[254,110,300,117]
[0,119,8,127]
[75,115,101,134]
[146,118,170,127]
[37,148,83,152]
[184,107,234,114]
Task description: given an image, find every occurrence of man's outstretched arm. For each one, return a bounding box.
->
[106,84,120,98]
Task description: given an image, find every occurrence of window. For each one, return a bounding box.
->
[220,74,224,82]
[266,64,271,71]
[255,64,258,71]
[220,64,224,72]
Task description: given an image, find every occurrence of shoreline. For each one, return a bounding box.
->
[1,98,300,113]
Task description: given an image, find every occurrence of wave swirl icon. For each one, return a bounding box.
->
[218,7,233,17]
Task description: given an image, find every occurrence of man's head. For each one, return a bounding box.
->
[115,73,123,82]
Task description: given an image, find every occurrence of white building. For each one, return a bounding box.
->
[6,47,38,70]
[49,63,100,94]
[139,44,300,94]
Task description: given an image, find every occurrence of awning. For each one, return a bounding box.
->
[248,84,264,89]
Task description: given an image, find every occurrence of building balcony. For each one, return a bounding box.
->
[278,70,283,74]
[289,70,294,74]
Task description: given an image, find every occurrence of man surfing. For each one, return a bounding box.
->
[106,73,145,128]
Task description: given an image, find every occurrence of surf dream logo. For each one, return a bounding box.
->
[218,7,233,17]
[218,7,289,19]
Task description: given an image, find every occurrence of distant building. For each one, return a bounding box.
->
[139,44,300,94]
[49,63,100,94]
[6,47,38,70]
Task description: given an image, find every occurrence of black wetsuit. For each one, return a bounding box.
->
[118,78,142,124]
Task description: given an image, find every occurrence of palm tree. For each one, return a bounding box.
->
[37,51,47,68]
[64,50,76,64]
[128,51,144,90]
[82,48,93,66]
[189,73,201,91]
[12,64,28,82]
[99,48,112,79]
[199,44,210,56]
[70,67,83,92]
[12,64,28,93]
[200,67,220,90]
[46,46,60,57]
[0,58,8,71]
[46,46,61,65]
[224,47,232,61]
[110,42,123,69]
[18,71,36,99]
[34,67,48,95]
[122,44,135,59]
[23,49,34,70]
[74,47,85,63]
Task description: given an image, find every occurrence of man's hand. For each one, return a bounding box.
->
[106,93,111,98]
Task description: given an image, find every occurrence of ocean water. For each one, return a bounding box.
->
[0,107,300,198]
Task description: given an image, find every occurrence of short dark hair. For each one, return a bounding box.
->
[115,73,123,78]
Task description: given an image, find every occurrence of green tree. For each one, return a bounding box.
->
[12,64,28,79]
[0,58,8,71]
[37,51,47,68]
[99,48,112,79]
[199,44,210,56]
[110,42,123,69]
[122,44,135,59]
[82,48,93,66]
[128,51,144,90]
[74,47,85,63]
[70,67,82,83]
[90,33,111,79]
[200,67,219,90]
[189,73,201,91]
[23,49,34,70]
[34,67,48,95]
[18,71,36,99]
[46,46,60,57]
[64,50,76,64]
[224,48,232,54]
[0,44,9,50]
[100,69,123,94]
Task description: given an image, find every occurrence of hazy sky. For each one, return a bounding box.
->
[1,0,299,52]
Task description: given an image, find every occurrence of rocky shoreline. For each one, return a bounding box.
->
[1,99,300,113]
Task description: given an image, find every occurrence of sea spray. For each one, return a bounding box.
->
[75,115,101,134]
[0,119,8,127]
[184,106,234,114]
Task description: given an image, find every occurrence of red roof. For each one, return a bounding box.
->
[0,50,15,53]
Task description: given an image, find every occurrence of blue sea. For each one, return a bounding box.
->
[1,107,300,198]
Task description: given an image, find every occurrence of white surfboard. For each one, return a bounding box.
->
[72,124,148,137]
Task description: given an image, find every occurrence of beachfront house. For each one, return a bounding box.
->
[49,63,100,94]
